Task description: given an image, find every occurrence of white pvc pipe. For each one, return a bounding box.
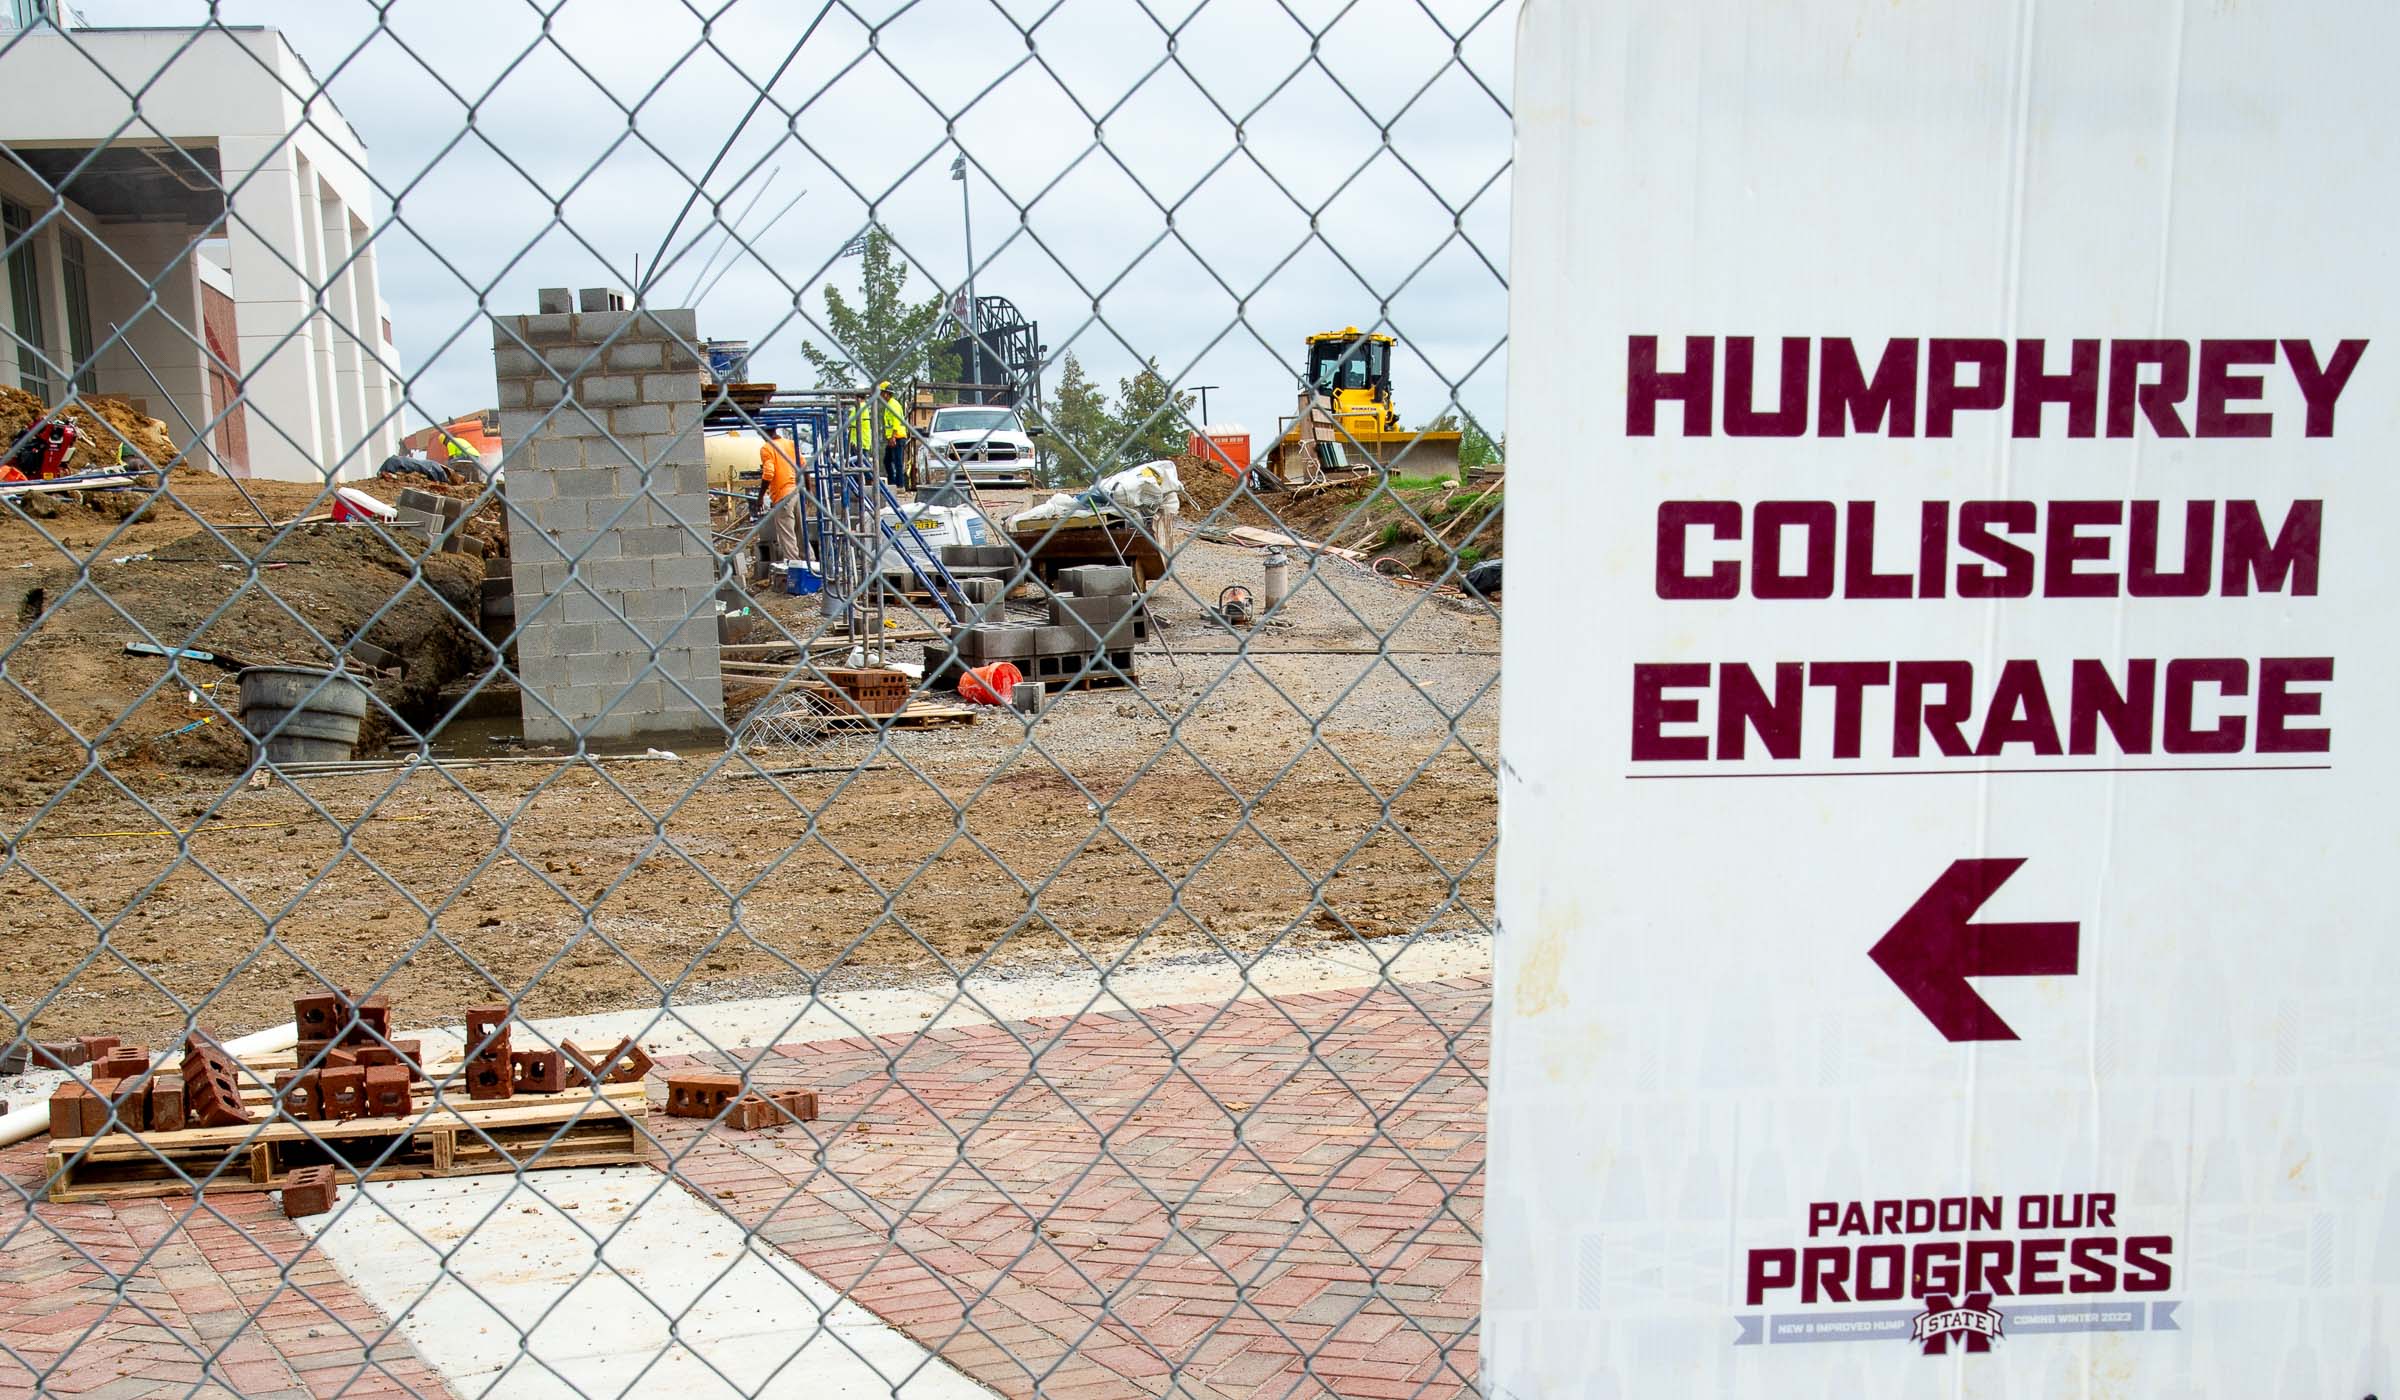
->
[0,473,142,497]
[0,1021,296,1149]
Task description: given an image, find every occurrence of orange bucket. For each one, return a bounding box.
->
[958,661,1024,706]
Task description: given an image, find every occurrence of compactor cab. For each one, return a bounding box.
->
[1304,329,1398,435]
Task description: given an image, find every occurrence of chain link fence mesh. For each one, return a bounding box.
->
[0,2,1506,1395]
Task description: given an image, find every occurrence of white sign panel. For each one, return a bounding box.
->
[1492,3,2397,1395]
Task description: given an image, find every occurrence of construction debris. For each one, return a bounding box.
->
[0,385,178,473]
[662,1072,818,1131]
[39,990,661,1203]
[280,1164,338,1218]
[925,555,1146,693]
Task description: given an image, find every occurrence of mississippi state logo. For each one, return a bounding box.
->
[1912,1295,2003,1354]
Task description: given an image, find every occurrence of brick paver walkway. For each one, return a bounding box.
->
[653,976,1490,1399]
[0,1140,451,1400]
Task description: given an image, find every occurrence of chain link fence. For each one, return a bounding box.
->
[0,2,1506,1396]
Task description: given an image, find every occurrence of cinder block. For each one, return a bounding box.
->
[530,435,586,471]
[541,344,599,376]
[345,997,390,1046]
[282,1165,337,1218]
[583,558,656,594]
[363,1065,411,1117]
[181,1035,252,1127]
[467,1052,513,1100]
[578,375,638,407]
[643,308,699,341]
[493,346,541,378]
[578,287,628,314]
[626,525,698,558]
[318,1066,366,1121]
[941,544,1017,570]
[1057,564,1136,596]
[294,992,344,1041]
[510,1049,566,1095]
[601,1038,654,1084]
[638,373,696,403]
[1050,593,1138,647]
[273,1070,319,1121]
[522,312,574,342]
[536,287,572,315]
[955,624,1037,660]
[663,1072,742,1119]
[465,1006,510,1057]
[499,410,546,446]
[607,340,664,371]
[357,1039,423,1072]
[652,554,719,591]
[609,404,670,436]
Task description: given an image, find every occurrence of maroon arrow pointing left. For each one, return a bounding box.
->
[1869,858,2080,1042]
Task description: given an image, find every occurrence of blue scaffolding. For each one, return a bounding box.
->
[705,391,962,647]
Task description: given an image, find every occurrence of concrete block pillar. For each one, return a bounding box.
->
[492,300,724,747]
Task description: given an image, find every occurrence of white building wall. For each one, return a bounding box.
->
[0,26,403,482]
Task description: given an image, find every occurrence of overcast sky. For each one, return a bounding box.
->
[75,0,1515,452]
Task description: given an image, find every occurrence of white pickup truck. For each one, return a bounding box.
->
[923,405,1039,487]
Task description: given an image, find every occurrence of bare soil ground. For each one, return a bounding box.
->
[1177,453,1504,575]
[0,476,486,803]
[0,475,1497,1043]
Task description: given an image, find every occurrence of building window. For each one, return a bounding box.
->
[2,200,48,399]
[60,232,94,394]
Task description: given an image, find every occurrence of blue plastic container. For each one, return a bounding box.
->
[704,340,751,384]
[786,564,822,595]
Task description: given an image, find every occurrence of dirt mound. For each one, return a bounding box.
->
[0,385,182,472]
[1177,453,1503,571]
[0,523,487,802]
[71,396,181,468]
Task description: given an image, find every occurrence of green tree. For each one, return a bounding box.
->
[799,230,950,389]
[1111,357,1195,465]
[1029,350,1116,484]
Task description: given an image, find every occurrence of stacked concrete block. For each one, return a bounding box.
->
[493,291,725,746]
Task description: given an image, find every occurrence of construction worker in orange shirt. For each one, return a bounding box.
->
[756,426,803,571]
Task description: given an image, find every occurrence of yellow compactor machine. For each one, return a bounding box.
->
[1268,327,1462,478]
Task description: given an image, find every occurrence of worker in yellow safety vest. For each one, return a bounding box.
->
[847,382,910,488]
[440,431,483,483]
[756,427,803,569]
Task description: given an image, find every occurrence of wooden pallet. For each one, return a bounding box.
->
[1043,669,1140,693]
[44,1072,650,1204]
[817,697,980,728]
